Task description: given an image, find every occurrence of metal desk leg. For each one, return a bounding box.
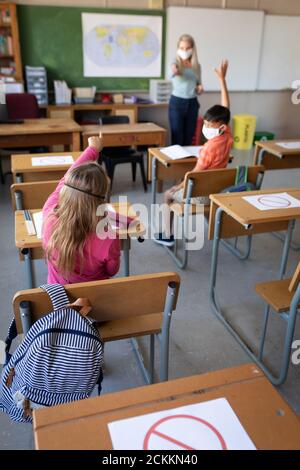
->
[258,148,266,165]
[151,157,157,206]
[16,173,23,183]
[151,157,157,237]
[209,207,223,316]
[279,219,294,279]
[221,235,252,260]
[271,230,300,252]
[209,210,297,385]
[20,301,32,334]
[22,248,35,289]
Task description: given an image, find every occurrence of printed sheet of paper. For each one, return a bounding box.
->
[108,398,256,450]
[32,211,43,239]
[276,142,300,150]
[160,145,200,160]
[31,156,74,167]
[243,192,300,211]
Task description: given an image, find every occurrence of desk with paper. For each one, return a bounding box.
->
[160,144,202,160]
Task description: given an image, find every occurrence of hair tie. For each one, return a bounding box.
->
[64,183,106,200]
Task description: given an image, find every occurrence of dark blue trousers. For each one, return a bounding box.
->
[168,95,200,146]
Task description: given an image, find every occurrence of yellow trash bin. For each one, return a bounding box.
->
[233,114,257,150]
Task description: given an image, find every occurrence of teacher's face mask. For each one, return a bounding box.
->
[177,48,193,60]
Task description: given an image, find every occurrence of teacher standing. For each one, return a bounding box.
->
[169,34,203,145]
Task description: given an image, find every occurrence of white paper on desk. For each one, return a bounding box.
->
[160,145,200,160]
[276,142,300,150]
[243,192,300,211]
[31,156,74,167]
[108,397,256,450]
[32,211,43,239]
[182,146,203,157]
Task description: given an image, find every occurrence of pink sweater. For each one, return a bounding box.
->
[42,147,121,284]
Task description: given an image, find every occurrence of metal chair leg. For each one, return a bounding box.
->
[139,157,148,192]
[258,305,271,360]
[131,162,137,182]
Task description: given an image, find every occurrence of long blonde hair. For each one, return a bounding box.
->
[46,162,109,276]
[176,34,201,81]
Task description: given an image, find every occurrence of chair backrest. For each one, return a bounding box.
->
[192,115,204,145]
[10,181,59,211]
[6,93,40,120]
[13,272,180,334]
[183,165,265,199]
[289,262,300,293]
[100,115,129,125]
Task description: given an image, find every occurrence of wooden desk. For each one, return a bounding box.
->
[33,363,300,450]
[11,152,81,183]
[15,204,145,288]
[43,102,168,124]
[253,139,300,169]
[149,147,196,201]
[81,123,167,168]
[208,188,300,385]
[0,119,81,151]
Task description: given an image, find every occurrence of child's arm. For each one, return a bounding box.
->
[103,239,121,277]
[43,134,103,216]
[214,60,230,109]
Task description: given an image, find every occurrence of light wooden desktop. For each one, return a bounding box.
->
[33,363,300,450]
[253,139,300,169]
[208,188,300,239]
[11,152,82,182]
[149,147,196,196]
[0,118,82,151]
[81,122,167,153]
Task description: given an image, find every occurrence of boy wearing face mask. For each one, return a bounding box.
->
[169,34,203,146]
[155,60,232,247]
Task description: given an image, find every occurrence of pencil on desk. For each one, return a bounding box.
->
[24,210,36,236]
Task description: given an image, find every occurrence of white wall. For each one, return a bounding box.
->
[10,0,300,137]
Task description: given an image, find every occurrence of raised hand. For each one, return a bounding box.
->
[214,60,229,80]
[88,132,103,152]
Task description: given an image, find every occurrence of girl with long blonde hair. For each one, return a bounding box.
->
[43,135,120,284]
[169,34,203,145]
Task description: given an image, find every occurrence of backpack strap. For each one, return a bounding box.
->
[40,284,69,311]
[4,318,18,365]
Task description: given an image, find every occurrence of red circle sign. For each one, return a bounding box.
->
[143,414,227,450]
[257,195,291,208]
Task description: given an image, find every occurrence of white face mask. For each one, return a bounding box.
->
[177,48,193,61]
[202,125,222,140]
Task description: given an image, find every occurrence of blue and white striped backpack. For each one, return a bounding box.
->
[0,284,104,423]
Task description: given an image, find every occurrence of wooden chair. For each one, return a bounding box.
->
[11,181,59,288]
[10,180,59,211]
[13,272,180,384]
[255,262,300,385]
[166,165,265,269]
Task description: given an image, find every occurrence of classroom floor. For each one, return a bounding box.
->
[0,150,300,449]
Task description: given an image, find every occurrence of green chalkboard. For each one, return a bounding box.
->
[18,5,165,91]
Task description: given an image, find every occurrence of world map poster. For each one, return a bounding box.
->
[82,13,162,77]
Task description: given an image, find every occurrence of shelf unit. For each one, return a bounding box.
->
[0,3,22,81]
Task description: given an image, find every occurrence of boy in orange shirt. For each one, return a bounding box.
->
[154,60,233,247]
